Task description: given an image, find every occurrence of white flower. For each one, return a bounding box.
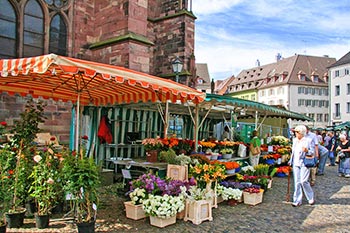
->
[33,155,42,163]
[220,187,243,201]
[129,188,146,205]
[241,165,255,173]
[47,177,55,184]
[142,194,184,218]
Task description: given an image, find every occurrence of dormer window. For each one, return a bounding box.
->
[312,75,319,83]
[298,71,306,81]
[279,75,283,82]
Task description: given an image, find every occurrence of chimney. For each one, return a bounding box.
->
[276,53,282,61]
[256,59,260,67]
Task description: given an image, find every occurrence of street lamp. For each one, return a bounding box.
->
[171,56,183,83]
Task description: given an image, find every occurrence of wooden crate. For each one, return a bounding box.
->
[167,164,188,181]
[184,200,212,225]
[124,201,146,220]
[149,215,176,228]
[243,191,263,206]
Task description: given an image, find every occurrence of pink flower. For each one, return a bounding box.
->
[33,155,42,163]
[47,178,54,184]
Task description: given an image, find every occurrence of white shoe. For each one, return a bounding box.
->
[345,174,350,178]
[308,199,315,205]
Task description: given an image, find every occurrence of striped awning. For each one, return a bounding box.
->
[0,54,205,106]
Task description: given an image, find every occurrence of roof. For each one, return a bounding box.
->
[227,54,336,92]
[195,63,211,90]
[328,51,350,68]
[204,93,312,121]
[215,75,236,95]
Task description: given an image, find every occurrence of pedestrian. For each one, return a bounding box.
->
[327,131,337,166]
[316,144,329,176]
[221,125,230,140]
[316,130,323,145]
[288,125,315,207]
[305,126,319,186]
[323,132,331,148]
[336,134,350,178]
[249,130,261,167]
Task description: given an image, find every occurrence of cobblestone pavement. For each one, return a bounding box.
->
[6,165,350,233]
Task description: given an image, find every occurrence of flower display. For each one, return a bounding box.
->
[189,163,226,188]
[217,184,243,201]
[129,188,147,205]
[240,165,255,176]
[222,161,240,170]
[269,136,290,146]
[199,141,217,149]
[142,194,185,218]
[263,153,281,160]
[276,166,292,175]
[220,148,234,155]
[185,185,213,201]
[142,137,164,151]
[243,187,263,194]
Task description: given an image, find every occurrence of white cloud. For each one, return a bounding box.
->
[192,0,350,80]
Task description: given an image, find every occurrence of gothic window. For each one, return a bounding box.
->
[23,0,44,57]
[50,14,67,55]
[0,0,17,58]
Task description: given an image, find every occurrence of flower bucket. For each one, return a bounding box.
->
[222,154,232,159]
[226,169,236,175]
[184,200,212,225]
[124,201,146,220]
[149,215,176,228]
[35,214,50,229]
[276,172,287,177]
[146,150,158,162]
[0,223,7,233]
[243,191,263,206]
[265,159,275,165]
[210,155,218,160]
[5,208,26,228]
[76,220,95,233]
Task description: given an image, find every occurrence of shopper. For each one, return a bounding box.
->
[249,130,261,167]
[221,125,230,140]
[327,131,337,166]
[336,134,350,178]
[288,125,315,207]
[305,126,319,186]
[316,144,329,176]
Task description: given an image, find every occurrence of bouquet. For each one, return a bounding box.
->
[142,194,185,218]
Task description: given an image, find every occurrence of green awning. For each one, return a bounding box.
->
[204,94,312,121]
[334,121,350,131]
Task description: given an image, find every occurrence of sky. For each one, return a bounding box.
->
[192,0,350,81]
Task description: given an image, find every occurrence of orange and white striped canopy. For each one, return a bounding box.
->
[0,54,205,106]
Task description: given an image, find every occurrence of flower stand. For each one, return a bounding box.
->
[184,199,213,225]
[167,164,188,181]
[124,201,146,220]
[243,191,263,206]
[149,215,176,228]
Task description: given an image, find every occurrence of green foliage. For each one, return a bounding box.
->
[159,149,177,164]
[62,154,100,223]
[253,164,270,176]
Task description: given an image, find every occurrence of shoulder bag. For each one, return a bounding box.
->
[303,155,317,168]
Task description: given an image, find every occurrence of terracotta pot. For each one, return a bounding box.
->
[146,150,158,162]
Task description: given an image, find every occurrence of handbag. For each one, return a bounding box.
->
[303,155,317,168]
[250,145,261,155]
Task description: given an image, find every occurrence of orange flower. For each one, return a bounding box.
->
[203,173,211,182]
[203,164,209,172]
[194,166,202,174]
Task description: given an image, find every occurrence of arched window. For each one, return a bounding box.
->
[0,0,17,58]
[23,0,44,57]
[50,14,67,55]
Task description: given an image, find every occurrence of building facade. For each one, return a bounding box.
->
[328,51,350,125]
[0,0,197,142]
[225,54,336,129]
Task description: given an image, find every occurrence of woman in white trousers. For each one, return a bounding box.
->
[288,125,315,207]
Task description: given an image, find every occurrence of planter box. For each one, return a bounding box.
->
[149,215,176,228]
[243,191,263,206]
[124,201,146,220]
[167,164,188,181]
[184,200,213,225]
[217,196,224,204]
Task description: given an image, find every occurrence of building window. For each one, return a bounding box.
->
[278,99,283,105]
[308,113,315,121]
[251,94,255,101]
[316,114,322,122]
[347,84,350,95]
[23,0,44,57]
[335,85,340,96]
[313,75,319,82]
[335,103,340,118]
[0,0,17,58]
[324,114,329,123]
[49,14,67,55]
[347,102,350,113]
[335,70,340,77]
[345,69,350,75]
[0,0,69,58]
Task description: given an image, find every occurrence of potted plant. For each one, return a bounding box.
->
[142,194,185,228]
[220,148,234,159]
[62,153,100,232]
[124,188,147,220]
[141,137,164,162]
[242,187,264,206]
[160,150,192,181]
[216,184,243,206]
[28,146,61,229]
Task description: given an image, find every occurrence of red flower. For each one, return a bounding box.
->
[50,136,56,141]
[0,121,7,126]
[81,135,88,140]
[8,170,14,175]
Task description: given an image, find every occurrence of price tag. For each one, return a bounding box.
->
[268,146,273,152]
[122,169,132,179]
